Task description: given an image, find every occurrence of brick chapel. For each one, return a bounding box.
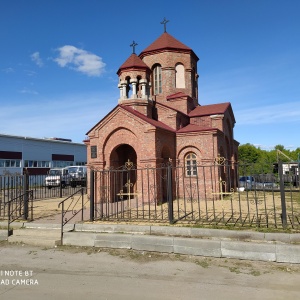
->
[85,24,239,198]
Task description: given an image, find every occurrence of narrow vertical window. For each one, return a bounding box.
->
[175,64,185,88]
[153,65,162,94]
[91,146,97,158]
[185,153,197,176]
[192,68,198,98]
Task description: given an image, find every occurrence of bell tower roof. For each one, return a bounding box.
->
[139,32,199,61]
[117,53,149,75]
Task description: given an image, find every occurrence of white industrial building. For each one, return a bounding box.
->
[0,134,87,175]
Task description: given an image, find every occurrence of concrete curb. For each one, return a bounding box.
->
[2,221,300,263]
[62,231,300,263]
[2,222,300,244]
[174,238,222,258]
[221,240,276,262]
[73,223,300,244]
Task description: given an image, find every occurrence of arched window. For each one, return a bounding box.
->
[185,152,197,176]
[175,64,185,88]
[153,65,162,94]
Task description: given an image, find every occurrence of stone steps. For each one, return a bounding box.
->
[8,228,61,247]
[0,229,7,241]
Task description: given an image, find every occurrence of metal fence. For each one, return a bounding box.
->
[7,189,34,236]
[90,160,300,229]
[0,173,86,220]
[58,188,88,244]
[1,160,299,230]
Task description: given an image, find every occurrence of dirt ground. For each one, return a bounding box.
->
[30,197,87,221]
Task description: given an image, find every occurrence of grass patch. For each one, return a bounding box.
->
[229,266,241,274]
[195,259,210,268]
[250,270,261,276]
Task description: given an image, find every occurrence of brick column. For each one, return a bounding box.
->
[118,80,127,99]
[140,79,147,99]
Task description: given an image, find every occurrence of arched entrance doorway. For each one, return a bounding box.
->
[110,144,137,201]
[110,144,137,169]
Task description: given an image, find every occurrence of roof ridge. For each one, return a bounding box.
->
[120,105,175,132]
[156,101,189,117]
[189,102,231,117]
[177,123,218,133]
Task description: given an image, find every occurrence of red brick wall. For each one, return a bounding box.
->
[190,116,212,127]
[176,131,218,164]
[142,51,198,107]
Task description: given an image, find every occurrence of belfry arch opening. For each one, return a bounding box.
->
[125,76,132,98]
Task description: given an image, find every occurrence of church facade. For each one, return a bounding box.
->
[85,27,239,203]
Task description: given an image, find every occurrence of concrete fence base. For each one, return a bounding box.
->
[61,224,300,264]
[2,222,299,264]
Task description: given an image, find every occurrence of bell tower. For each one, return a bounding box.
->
[139,19,199,114]
[117,20,200,116]
[117,41,153,117]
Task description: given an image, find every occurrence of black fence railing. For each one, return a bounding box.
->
[89,160,300,229]
[7,190,34,236]
[58,188,89,244]
[0,173,86,201]
[1,160,299,231]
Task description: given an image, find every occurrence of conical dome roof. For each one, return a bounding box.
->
[117,53,150,75]
[139,32,198,60]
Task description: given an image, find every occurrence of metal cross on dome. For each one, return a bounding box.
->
[130,41,138,54]
[161,17,169,33]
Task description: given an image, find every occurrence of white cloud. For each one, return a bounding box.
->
[54,45,106,77]
[25,70,37,76]
[2,67,14,73]
[0,92,116,143]
[19,88,38,95]
[236,102,300,125]
[31,52,44,67]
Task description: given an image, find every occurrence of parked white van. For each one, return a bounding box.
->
[67,166,87,187]
[45,167,70,188]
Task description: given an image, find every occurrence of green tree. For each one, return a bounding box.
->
[290,148,300,161]
[238,143,261,164]
[238,143,300,176]
[274,144,285,151]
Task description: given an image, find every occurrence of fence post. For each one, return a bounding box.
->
[81,187,84,221]
[90,169,94,221]
[23,171,29,220]
[59,175,63,198]
[278,161,287,228]
[167,163,174,224]
[7,200,11,236]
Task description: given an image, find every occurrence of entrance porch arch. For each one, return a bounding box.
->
[110,144,137,201]
[110,144,137,169]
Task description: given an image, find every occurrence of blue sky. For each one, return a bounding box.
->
[0,0,299,150]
